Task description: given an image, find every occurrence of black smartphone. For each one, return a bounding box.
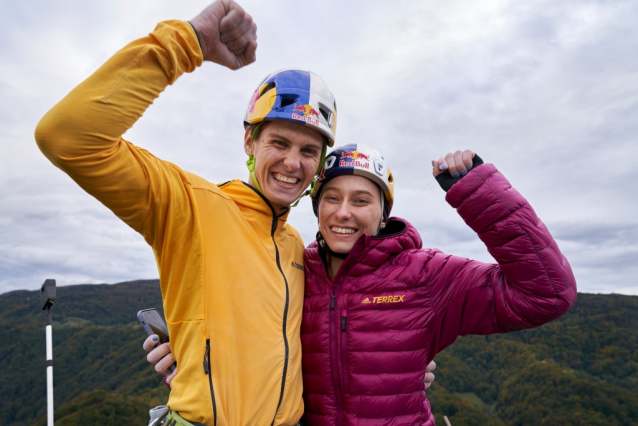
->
[137,308,176,374]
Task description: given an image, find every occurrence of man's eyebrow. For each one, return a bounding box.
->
[266,133,322,151]
[267,133,292,144]
[304,140,324,150]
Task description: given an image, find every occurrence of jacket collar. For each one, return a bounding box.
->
[219,180,291,223]
[306,217,423,279]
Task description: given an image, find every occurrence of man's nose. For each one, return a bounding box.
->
[282,150,301,171]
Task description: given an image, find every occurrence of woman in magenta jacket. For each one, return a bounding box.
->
[145,143,576,425]
[300,144,577,426]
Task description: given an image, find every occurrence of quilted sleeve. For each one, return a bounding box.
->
[427,163,577,354]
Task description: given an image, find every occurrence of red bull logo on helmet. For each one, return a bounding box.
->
[293,104,320,117]
[292,104,320,125]
[339,150,370,169]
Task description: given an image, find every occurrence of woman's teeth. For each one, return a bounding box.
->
[274,174,298,184]
[331,227,356,235]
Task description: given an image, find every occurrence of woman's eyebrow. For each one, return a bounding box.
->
[323,187,375,197]
[323,186,340,193]
[351,190,375,197]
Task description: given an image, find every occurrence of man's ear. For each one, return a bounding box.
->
[243,127,253,156]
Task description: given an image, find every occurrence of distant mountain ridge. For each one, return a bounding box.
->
[1,281,637,425]
[1,279,164,326]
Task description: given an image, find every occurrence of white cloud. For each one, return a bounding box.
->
[1,0,637,294]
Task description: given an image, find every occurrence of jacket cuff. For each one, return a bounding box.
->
[445,163,528,234]
[445,163,493,208]
[150,20,204,82]
[187,21,203,51]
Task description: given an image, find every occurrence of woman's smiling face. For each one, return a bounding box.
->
[318,175,384,254]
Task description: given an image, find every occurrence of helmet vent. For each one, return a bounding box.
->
[259,82,276,98]
[279,95,298,109]
[318,106,333,126]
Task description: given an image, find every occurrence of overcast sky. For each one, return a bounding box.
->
[1,0,636,295]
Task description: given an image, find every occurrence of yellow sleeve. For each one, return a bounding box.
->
[34,20,203,248]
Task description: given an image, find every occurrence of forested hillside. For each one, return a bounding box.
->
[1,281,637,425]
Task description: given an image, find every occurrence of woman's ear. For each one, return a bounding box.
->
[381,222,386,229]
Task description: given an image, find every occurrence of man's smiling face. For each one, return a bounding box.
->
[244,120,325,213]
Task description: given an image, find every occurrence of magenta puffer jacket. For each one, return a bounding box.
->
[300,164,577,426]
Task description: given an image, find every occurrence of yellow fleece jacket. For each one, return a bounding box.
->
[35,21,305,426]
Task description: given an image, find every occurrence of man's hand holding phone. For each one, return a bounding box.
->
[143,335,178,385]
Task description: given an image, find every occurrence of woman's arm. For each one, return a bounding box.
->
[426,151,577,353]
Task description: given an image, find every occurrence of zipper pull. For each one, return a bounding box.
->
[203,339,210,374]
[331,295,335,311]
[341,316,346,331]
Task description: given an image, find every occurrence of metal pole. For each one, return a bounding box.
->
[40,279,56,426]
[46,308,54,426]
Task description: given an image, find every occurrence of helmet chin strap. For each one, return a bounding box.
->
[246,123,265,194]
[375,192,386,236]
[316,231,348,259]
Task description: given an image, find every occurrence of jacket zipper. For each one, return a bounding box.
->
[267,198,290,425]
[203,339,217,426]
[329,289,344,426]
[243,183,291,425]
[341,310,349,392]
[271,219,290,425]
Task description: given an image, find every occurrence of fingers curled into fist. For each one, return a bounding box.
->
[432,149,475,178]
[191,0,258,70]
[219,5,257,55]
[431,150,484,192]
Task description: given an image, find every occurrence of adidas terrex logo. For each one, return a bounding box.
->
[291,261,304,271]
[362,295,405,304]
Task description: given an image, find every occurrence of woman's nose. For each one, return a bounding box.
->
[335,201,352,220]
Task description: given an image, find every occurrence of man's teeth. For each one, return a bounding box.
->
[274,174,298,184]
[331,227,356,235]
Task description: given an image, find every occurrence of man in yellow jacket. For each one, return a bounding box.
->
[34,1,338,425]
